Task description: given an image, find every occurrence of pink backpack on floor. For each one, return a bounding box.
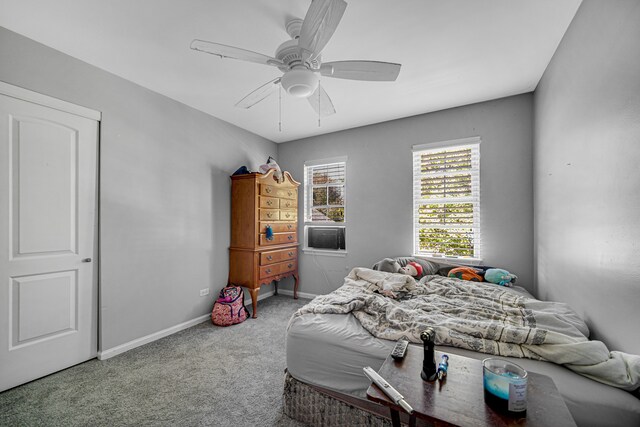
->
[211,285,250,326]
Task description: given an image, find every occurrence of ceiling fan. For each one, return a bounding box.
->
[190,0,401,117]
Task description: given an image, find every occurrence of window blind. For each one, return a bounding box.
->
[304,161,346,223]
[412,138,481,259]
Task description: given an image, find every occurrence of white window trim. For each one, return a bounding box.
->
[303,156,347,225]
[412,136,482,261]
[417,254,483,265]
[304,156,348,168]
[412,136,480,153]
[302,248,348,257]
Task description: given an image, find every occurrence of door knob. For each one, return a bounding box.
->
[82,258,92,263]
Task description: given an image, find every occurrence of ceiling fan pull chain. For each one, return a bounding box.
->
[318,79,321,127]
[279,85,283,132]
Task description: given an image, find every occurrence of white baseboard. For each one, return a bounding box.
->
[278,289,318,300]
[98,313,211,360]
[255,289,275,300]
[98,290,281,360]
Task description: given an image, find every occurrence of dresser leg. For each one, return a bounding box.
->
[274,281,278,296]
[293,273,299,299]
[249,288,259,318]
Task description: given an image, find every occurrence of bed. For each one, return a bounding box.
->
[284,258,640,427]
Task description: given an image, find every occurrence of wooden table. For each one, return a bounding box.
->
[366,345,576,427]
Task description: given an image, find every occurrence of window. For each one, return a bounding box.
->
[412,137,481,260]
[304,158,346,223]
[304,157,347,254]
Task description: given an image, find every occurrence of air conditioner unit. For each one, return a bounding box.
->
[306,226,346,250]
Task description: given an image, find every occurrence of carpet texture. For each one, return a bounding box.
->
[0,295,310,427]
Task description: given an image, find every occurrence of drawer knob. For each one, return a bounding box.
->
[287,263,293,268]
[266,268,272,274]
[265,187,272,193]
[266,255,273,261]
[287,224,292,229]
[288,191,292,196]
[267,213,273,218]
[285,213,290,218]
[288,235,293,240]
[288,252,294,257]
[267,200,273,206]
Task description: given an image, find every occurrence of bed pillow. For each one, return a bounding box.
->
[394,257,439,278]
[372,256,439,279]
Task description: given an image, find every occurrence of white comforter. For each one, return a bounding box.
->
[291,268,640,391]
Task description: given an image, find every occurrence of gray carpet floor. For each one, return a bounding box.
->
[0,295,310,427]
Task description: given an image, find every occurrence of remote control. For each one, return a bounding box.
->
[391,338,409,360]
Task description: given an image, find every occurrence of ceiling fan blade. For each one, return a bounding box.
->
[235,78,282,109]
[320,61,402,81]
[191,39,283,68]
[298,0,347,60]
[307,84,336,117]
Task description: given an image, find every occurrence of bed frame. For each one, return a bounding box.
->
[283,371,418,426]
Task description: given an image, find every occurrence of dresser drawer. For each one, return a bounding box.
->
[279,210,297,221]
[259,259,297,279]
[280,198,297,209]
[260,184,277,197]
[260,248,297,265]
[259,232,297,246]
[260,184,297,200]
[259,196,279,209]
[279,188,297,200]
[259,209,279,221]
[260,222,296,234]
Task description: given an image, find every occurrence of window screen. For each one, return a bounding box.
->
[412,138,481,259]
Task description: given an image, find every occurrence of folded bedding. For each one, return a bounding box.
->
[289,267,640,391]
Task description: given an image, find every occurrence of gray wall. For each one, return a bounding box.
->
[0,27,276,351]
[533,0,640,355]
[278,94,534,296]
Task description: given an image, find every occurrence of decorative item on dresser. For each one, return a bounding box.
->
[229,169,300,318]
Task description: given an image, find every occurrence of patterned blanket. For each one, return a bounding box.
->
[291,268,640,391]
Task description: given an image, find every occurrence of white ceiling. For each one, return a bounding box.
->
[0,0,582,143]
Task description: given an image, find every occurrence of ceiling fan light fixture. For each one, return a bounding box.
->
[281,68,319,98]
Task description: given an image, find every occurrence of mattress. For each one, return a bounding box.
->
[286,303,640,427]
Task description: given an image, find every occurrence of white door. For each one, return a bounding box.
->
[0,86,99,392]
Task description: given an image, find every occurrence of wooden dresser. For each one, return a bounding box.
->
[229,169,300,318]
